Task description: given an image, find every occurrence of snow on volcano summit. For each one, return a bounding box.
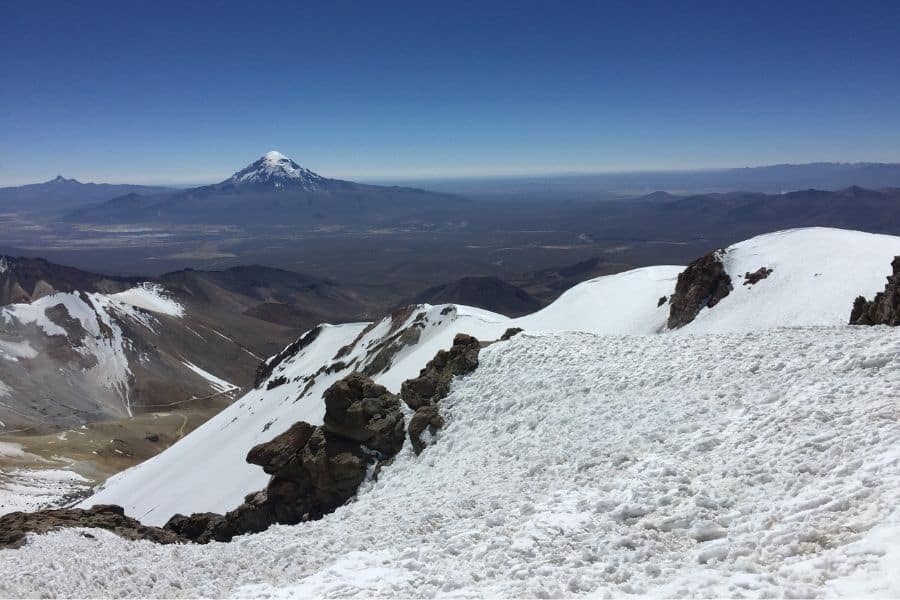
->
[222,151,329,190]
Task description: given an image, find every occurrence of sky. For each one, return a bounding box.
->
[2,0,900,186]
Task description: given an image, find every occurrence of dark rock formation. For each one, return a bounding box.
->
[850,256,900,326]
[743,267,773,285]
[407,404,445,455]
[322,373,405,455]
[0,505,185,549]
[165,372,405,543]
[500,327,524,341]
[657,296,667,307]
[667,250,733,329]
[401,333,481,453]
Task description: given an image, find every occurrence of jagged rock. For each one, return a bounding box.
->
[299,428,369,508]
[400,333,481,453]
[743,267,773,285]
[500,327,524,341]
[401,333,480,411]
[246,421,317,476]
[164,512,230,543]
[165,372,406,543]
[322,373,405,455]
[408,405,445,455]
[1,505,185,549]
[667,250,733,329]
[657,296,667,307]
[850,256,900,326]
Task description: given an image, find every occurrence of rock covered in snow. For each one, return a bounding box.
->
[850,256,900,326]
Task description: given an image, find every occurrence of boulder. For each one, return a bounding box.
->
[667,250,732,329]
[246,421,316,476]
[322,373,405,455]
[500,327,524,341]
[743,267,773,285]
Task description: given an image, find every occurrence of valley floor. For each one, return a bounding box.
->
[1,326,898,598]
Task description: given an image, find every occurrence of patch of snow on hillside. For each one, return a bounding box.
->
[181,361,238,394]
[108,283,184,318]
[4,326,899,597]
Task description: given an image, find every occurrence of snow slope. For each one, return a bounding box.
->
[688,228,900,332]
[81,228,900,525]
[5,326,900,597]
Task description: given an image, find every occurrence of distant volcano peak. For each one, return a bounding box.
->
[222,151,329,191]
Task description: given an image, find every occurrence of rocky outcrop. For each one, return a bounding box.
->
[0,505,185,549]
[401,333,481,453]
[165,372,405,543]
[667,250,732,329]
[850,256,900,326]
[500,327,523,341]
[4,337,485,547]
[743,267,773,285]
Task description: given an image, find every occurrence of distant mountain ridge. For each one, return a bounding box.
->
[0,176,173,212]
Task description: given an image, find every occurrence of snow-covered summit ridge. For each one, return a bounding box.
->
[81,227,900,524]
[222,151,329,190]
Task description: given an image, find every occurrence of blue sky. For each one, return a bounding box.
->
[2,0,899,185]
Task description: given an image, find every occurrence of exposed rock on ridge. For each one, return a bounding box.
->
[850,256,900,326]
[667,249,733,329]
[401,333,481,454]
[166,372,405,542]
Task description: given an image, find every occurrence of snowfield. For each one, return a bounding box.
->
[2,326,899,598]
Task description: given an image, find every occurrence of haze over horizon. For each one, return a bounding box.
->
[3,0,900,186]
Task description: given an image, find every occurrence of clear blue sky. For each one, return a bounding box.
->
[2,0,899,185]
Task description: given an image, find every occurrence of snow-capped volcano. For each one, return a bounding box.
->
[221,151,330,191]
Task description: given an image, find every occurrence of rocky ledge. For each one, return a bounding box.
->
[0,505,185,549]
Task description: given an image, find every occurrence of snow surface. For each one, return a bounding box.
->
[109,283,184,318]
[181,361,238,394]
[4,326,900,597]
[0,467,89,516]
